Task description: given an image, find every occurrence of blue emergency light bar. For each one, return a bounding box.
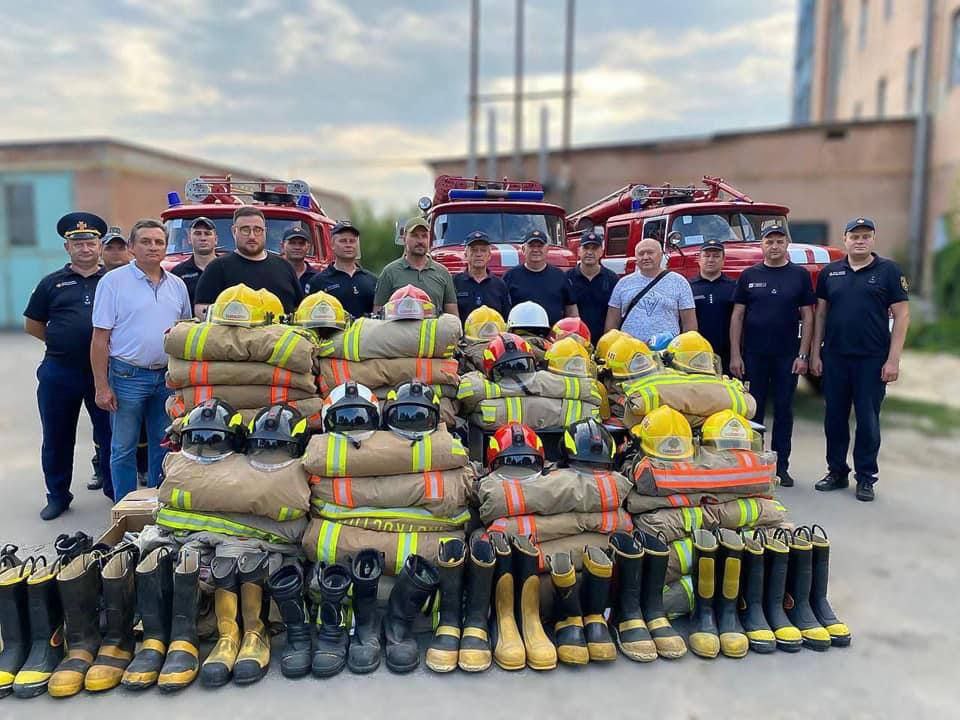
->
[448,189,545,201]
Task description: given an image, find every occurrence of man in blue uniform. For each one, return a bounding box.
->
[281,225,319,293]
[566,231,618,344]
[503,229,578,327]
[810,217,910,502]
[24,212,114,519]
[308,220,378,317]
[689,238,737,374]
[730,225,816,488]
[453,230,511,321]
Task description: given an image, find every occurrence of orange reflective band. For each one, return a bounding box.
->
[502,479,527,516]
[332,477,354,507]
[423,471,444,501]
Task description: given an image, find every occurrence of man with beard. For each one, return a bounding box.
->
[171,216,217,308]
[307,220,377,317]
[374,216,458,316]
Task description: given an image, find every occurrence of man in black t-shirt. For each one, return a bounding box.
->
[171,216,218,308]
[503,229,577,327]
[566,232,617,344]
[194,207,304,318]
[730,226,816,487]
[453,230,511,321]
[689,238,737,374]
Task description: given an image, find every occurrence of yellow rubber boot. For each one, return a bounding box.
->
[233,552,271,684]
[86,548,138,691]
[607,532,657,662]
[511,536,556,671]
[200,557,241,687]
[425,539,466,673]
[489,533,525,670]
[48,554,102,698]
[547,551,589,666]
[157,549,201,692]
[581,547,616,662]
[715,529,749,658]
[689,530,720,659]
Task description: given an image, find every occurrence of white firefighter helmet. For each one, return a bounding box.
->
[507,301,550,334]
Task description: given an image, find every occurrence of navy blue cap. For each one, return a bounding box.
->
[465,230,491,246]
[760,224,788,240]
[700,238,724,252]
[331,220,360,236]
[844,217,875,233]
[523,229,547,244]
[282,225,310,243]
[102,226,126,246]
[57,212,107,241]
[580,231,603,247]
[190,216,215,230]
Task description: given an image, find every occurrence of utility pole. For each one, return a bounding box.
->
[467,0,479,178]
[561,0,575,206]
[513,0,525,178]
[486,108,497,179]
[907,0,934,296]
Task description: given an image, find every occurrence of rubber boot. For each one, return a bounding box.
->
[0,560,33,697]
[608,532,657,662]
[715,529,749,658]
[233,552,272,684]
[635,530,687,659]
[762,530,803,652]
[311,563,350,678]
[581,546,616,662]
[547,551,588,666]
[458,534,495,672]
[784,528,831,651]
[809,525,852,647]
[738,530,776,654]
[689,529,720,659]
[122,548,174,689]
[266,564,312,678]
[489,532,525,671]
[200,556,241,687]
[384,554,439,673]
[13,561,64,698]
[347,550,383,674]
[158,549,201,691]
[512,535,557,671]
[426,538,466,673]
[53,533,93,566]
[86,547,138,691]
[48,553,102,698]
[0,544,20,570]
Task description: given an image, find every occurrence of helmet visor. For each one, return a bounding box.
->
[247,438,301,469]
[642,434,694,460]
[386,404,439,439]
[323,406,380,435]
[491,356,537,383]
[672,351,721,376]
[181,429,234,462]
[494,451,544,470]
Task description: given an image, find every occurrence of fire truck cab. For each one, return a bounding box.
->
[416,175,577,276]
[161,176,335,271]
[566,176,842,284]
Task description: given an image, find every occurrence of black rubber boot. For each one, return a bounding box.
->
[0,544,20,570]
[547,551,588,666]
[635,530,687,659]
[608,532,656,662]
[157,549,201,691]
[86,547,139,692]
[0,559,33,697]
[738,530,776,654]
[689,529,720,659]
[426,538,466,673]
[13,559,64,698]
[809,525,851,647]
[457,534,495,673]
[53,532,93,566]
[784,528,831,651]
[312,563,351,678]
[762,529,803,652]
[48,553,102,698]
[123,548,174,690]
[581,546,616,662]
[384,554,439,673]
[267,564,313,679]
[233,552,272,685]
[714,529,748,658]
[347,550,384,674]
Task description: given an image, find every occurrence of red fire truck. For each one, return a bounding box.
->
[417,175,577,276]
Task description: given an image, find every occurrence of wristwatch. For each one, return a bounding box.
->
[797,353,809,361]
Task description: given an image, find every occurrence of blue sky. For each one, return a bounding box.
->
[1,0,798,210]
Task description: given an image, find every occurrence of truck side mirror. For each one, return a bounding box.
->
[666,230,683,249]
[394,219,405,245]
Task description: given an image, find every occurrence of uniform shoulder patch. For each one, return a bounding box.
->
[900,275,909,292]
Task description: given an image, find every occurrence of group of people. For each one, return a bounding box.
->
[24,205,908,521]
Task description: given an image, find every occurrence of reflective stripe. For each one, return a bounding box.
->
[451,439,468,456]
[325,434,348,477]
[415,358,434,383]
[423,471,443,500]
[332,477,354,507]
[268,329,301,368]
[515,515,537,541]
[680,576,695,613]
[315,520,342,563]
[342,319,364,361]
[271,366,293,388]
[502,479,527,516]
[317,504,470,526]
[480,402,497,425]
[482,380,503,399]
[667,494,692,507]
[395,532,419,574]
[674,538,693,574]
[184,323,211,361]
[681,507,704,532]
[170,488,192,510]
[505,397,523,424]
[277,507,290,522]
[738,498,759,527]
[270,386,289,404]
[411,434,433,472]
[600,510,617,533]
[488,519,507,534]
[194,385,213,403]
[457,384,475,400]
[593,470,621,511]
[417,320,438,357]
[156,508,285,543]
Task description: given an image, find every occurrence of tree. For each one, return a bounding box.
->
[351,201,417,273]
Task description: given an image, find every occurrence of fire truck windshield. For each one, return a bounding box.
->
[668,213,789,247]
[164,217,314,255]
[432,212,563,247]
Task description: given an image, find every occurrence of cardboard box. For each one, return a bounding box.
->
[110,488,159,533]
[97,515,131,547]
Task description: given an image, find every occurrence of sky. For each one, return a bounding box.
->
[0,0,799,212]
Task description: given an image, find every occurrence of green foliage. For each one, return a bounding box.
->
[351,201,417,274]
[905,240,960,356]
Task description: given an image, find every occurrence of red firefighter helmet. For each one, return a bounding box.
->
[486,422,545,471]
[482,332,538,382]
[548,317,592,349]
[383,284,436,321]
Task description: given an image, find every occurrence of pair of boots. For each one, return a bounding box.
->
[425,535,496,673]
[200,552,272,686]
[689,529,750,659]
[548,546,616,666]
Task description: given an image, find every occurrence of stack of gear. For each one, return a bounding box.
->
[597,333,661,429]
[312,286,463,425]
[477,421,633,564]
[164,285,323,429]
[157,401,312,547]
[301,381,473,573]
[458,333,602,430]
[626,408,790,617]
[458,306,508,374]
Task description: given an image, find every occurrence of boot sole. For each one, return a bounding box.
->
[493,657,525,671]
[425,660,458,673]
[13,682,49,699]
[311,663,346,678]
[385,661,419,674]
[747,642,777,654]
[830,636,852,648]
[347,659,381,675]
[775,641,803,653]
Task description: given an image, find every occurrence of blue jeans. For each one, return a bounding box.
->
[37,357,113,505]
[108,358,171,500]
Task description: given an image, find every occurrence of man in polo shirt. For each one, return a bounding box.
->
[689,238,737,374]
[281,225,319,292]
[92,219,192,500]
[171,216,217,307]
[811,217,910,502]
[504,229,578,327]
[374,216,458,316]
[566,231,617,343]
[307,220,377,318]
[24,212,114,519]
[453,230,511,321]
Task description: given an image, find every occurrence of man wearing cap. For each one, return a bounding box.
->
[307,220,377,317]
[101,226,131,272]
[810,218,910,502]
[566,231,617,343]
[374,216,458,316]
[281,224,319,292]
[504,229,578,327]
[453,230,511,321]
[24,212,114,519]
[689,238,737,374]
[171,216,217,308]
[730,225,816,488]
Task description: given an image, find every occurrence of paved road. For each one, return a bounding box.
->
[1,333,957,719]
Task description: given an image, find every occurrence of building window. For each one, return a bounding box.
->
[884,0,892,20]
[876,77,887,118]
[859,0,869,51]
[906,47,919,114]
[951,9,960,88]
[3,183,36,247]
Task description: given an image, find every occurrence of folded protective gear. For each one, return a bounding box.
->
[625,489,775,514]
[467,396,601,431]
[483,333,538,382]
[635,406,694,461]
[486,509,633,544]
[166,357,317,394]
[208,284,283,327]
[622,370,756,421]
[487,422,544,471]
[383,284,436,321]
[544,337,595,379]
[303,427,468,478]
[165,321,319,373]
[464,305,507,342]
[605,336,659,381]
[168,395,325,433]
[169,384,315,416]
[156,508,309,546]
[316,314,462,360]
[312,503,470,533]
[548,317,592,348]
[383,380,442,440]
[632,498,788,543]
[457,370,603,409]
[630,448,777,497]
[560,417,615,469]
[316,357,459,396]
[664,330,721,376]
[309,466,474,517]
[701,410,759,451]
[291,291,350,332]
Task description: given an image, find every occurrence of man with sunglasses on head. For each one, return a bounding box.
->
[194,206,303,320]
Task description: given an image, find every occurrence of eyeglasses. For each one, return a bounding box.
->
[236,226,265,237]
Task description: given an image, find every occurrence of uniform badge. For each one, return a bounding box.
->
[353,285,359,295]
[901,276,909,292]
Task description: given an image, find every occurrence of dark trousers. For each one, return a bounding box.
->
[37,357,113,504]
[744,352,798,472]
[823,353,886,485]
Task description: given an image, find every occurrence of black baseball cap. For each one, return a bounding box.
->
[844,217,876,233]
[282,225,310,243]
[700,238,724,252]
[523,229,548,244]
[331,220,360,236]
[102,226,126,246]
[760,225,788,239]
[580,231,603,247]
[465,230,491,246]
[190,216,216,230]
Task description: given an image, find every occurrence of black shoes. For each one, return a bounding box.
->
[40,500,71,522]
[777,469,795,488]
[87,473,103,491]
[855,481,875,502]
[814,471,849,492]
